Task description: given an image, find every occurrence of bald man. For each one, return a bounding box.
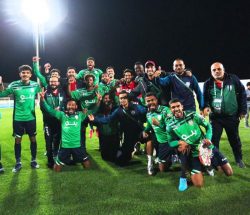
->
[203,62,247,168]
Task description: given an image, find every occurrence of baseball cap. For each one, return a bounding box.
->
[145,60,156,68]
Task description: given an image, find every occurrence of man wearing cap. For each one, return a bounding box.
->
[156,58,203,112]
[130,60,170,106]
[76,57,103,86]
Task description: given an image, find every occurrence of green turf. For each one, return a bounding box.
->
[0,108,249,215]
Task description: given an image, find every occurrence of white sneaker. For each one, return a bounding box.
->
[147,163,154,176]
[207,168,215,176]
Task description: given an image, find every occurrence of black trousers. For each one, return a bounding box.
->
[210,115,242,162]
[44,120,61,164]
[99,133,120,162]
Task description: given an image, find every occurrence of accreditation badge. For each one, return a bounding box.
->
[213,98,222,114]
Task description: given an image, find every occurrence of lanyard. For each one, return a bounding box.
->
[213,82,223,98]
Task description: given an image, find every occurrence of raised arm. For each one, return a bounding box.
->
[32,56,48,88]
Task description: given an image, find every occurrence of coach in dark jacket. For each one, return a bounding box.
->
[203,62,247,168]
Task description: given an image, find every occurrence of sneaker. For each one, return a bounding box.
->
[0,162,4,173]
[12,162,22,173]
[206,168,215,176]
[30,160,40,169]
[154,157,160,164]
[147,164,154,176]
[178,177,188,192]
[236,160,246,168]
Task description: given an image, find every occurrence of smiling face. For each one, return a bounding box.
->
[145,95,158,112]
[170,101,184,118]
[49,77,60,90]
[119,92,129,108]
[67,100,78,114]
[211,62,225,81]
[19,70,32,83]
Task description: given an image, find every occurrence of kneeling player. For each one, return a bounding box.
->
[40,92,90,172]
[167,98,233,190]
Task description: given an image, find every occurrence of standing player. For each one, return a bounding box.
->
[0,65,41,172]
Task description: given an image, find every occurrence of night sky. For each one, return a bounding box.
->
[0,0,249,82]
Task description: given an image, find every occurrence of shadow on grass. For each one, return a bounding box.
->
[0,170,38,215]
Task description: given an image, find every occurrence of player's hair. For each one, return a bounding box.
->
[106,66,114,72]
[19,65,32,73]
[50,69,61,76]
[119,90,129,96]
[247,82,250,86]
[174,58,184,63]
[87,57,95,62]
[169,98,181,105]
[145,92,157,98]
[67,66,76,72]
[123,68,134,76]
[134,62,143,66]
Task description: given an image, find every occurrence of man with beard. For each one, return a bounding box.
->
[89,90,147,166]
[76,57,103,86]
[40,92,90,172]
[95,93,120,162]
[156,58,203,112]
[143,92,173,175]
[167,98,233,190]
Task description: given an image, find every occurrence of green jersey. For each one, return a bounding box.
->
[0,80,41,121]
[76,68,103,86]
[166,112,212,157]
[70,86,105,114]
[145,105,172,144]
[33,62,48,88]
[42,100,87,148]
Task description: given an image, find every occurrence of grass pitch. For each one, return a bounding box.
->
[0,108,249,215]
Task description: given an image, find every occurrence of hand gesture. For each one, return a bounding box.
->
[154,66,162,77]
[88,114,95,121]
[44,63,51,74]
[201,107,211,117]
[202,139,212,147]
[142,131,149,139]
[178,140,190,154]
[152,118,160,126]
[32,56,40,63]
[39,88,47,101]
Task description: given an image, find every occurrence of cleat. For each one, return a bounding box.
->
[178,177,188,191]
[236,160,246,168]
[0,162,4,173]
[206,168,215,176]
[30,160,40,169]
[12,162,22,173]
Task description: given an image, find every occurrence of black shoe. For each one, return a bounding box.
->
[0,162,4,173]
[31,160,40,169]
[236,160,246,168]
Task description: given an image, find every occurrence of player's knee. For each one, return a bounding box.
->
[222,164,233,176]
[191,172,204,188]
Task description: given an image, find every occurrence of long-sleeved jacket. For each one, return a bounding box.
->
[203,73,247,117]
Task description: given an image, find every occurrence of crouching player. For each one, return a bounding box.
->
[167,98,233,190]
[40,91,90,172]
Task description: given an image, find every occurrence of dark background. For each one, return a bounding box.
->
[0,0,249,82]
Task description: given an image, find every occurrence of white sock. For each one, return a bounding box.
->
[147,155,153,165]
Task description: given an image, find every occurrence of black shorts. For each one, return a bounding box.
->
[158,143,174,163]
[13,120,37,138]
[56,146,89,165]
[190,157,203,174]
[211,147,228,167]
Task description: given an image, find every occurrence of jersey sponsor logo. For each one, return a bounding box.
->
[19,94,35,102]
[181,130,197,141]
[65,121,78,127]
[85,99,95,104]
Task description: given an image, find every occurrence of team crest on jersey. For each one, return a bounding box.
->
[188,120,194,125]
[131,110,135,115]
[185,82,190,88]
[75,115,78,120]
